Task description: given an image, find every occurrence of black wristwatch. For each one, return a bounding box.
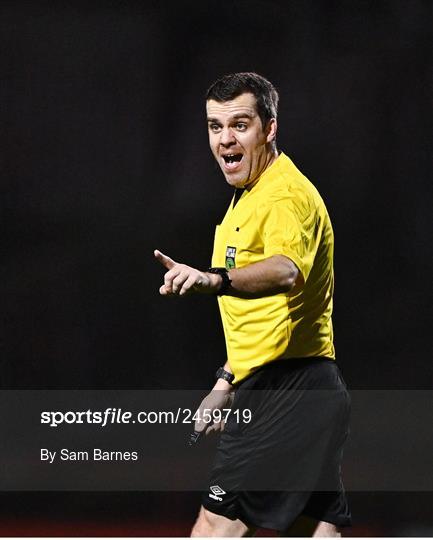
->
[207,267,232,295]
[215,366,235,385]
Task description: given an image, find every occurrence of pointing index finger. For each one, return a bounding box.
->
[154,249,176,270]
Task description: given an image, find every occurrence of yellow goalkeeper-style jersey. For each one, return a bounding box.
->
[211,152,335,384]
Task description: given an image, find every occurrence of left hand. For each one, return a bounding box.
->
[154,249,219,296]
[193,386,235,435]
[203,390,236,435]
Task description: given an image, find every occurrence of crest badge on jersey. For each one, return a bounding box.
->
[225,246,236,269]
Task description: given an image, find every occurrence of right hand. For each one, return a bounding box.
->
[154,249,220,296]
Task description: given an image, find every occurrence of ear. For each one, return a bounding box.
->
[266,118,277,143]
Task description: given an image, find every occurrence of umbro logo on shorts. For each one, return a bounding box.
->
[208,485,226,502]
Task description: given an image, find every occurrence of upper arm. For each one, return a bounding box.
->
[261,196,321,283]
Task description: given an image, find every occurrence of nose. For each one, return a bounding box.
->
[219,127,236,147]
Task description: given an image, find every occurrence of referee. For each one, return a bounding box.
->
[155,72,351,537]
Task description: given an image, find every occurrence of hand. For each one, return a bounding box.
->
[194,385,235,435]
[154,249,220,296]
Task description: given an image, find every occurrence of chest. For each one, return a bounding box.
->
[213,204,264,268]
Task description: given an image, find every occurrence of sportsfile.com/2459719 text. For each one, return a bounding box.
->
[40,407,252,427]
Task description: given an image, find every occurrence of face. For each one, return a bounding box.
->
[206,93,277,189]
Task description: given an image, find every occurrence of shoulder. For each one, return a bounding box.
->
[258,168,324,221]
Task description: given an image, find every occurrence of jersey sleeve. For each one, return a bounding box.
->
[261,195,321,282]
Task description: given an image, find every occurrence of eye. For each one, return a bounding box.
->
[235,122,247,131]
[209,123,221,133]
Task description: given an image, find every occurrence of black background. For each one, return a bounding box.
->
[1,0,432,536]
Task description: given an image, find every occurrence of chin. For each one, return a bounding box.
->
[224,175,245,188]
[227,180,244,189]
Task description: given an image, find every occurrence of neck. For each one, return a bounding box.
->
[245,149,279,191]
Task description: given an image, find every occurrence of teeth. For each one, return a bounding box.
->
[223,154,242,163]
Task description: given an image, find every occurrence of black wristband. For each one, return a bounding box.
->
[215,366,235,384]
[207,267,232,295]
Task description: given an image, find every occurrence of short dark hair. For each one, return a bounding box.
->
[206,72,279,128]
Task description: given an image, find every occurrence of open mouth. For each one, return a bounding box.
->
[222,153,243,170]
[223,153,243,164]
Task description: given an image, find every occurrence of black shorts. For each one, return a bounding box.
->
[201,357,352,531]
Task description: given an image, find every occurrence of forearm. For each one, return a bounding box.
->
[195,361,234,433]
[208,255,300,298]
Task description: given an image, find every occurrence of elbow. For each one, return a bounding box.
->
[282,273,297,292]
[279,258,302,293]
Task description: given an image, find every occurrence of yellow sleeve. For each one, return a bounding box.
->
[261,196,321,282]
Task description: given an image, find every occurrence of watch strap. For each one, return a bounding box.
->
[207,267,232,295]
[215,366,234,384]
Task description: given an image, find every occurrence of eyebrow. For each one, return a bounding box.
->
[232,112,254,119]
[207,112,255,123]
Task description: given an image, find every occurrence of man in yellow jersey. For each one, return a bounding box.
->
[154,73,351,537]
